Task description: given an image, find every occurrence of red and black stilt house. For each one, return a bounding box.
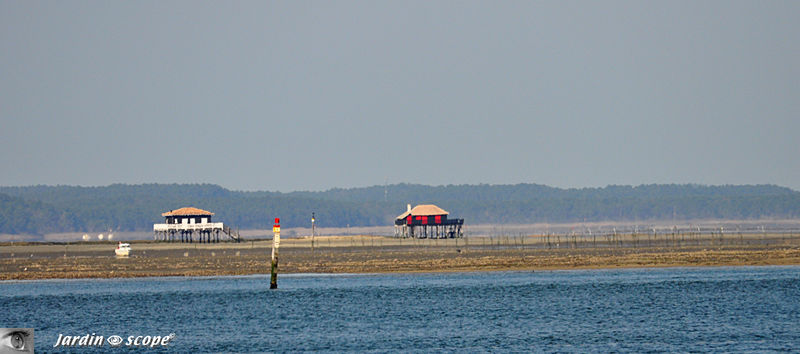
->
[394,204,464,238]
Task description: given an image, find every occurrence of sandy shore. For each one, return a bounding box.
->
[2,235,800,280]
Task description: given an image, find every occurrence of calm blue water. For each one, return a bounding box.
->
[2,266,800,352]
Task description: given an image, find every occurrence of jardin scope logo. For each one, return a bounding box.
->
[53,332,176,349]
[1,328,34,353]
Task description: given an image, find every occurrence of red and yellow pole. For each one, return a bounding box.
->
[270,218,280,289]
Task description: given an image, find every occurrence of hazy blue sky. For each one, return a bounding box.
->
[2,1,798,192]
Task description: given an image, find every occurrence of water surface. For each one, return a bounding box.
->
[2,267,799,352]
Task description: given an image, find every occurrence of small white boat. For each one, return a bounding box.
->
[115,242,131,257]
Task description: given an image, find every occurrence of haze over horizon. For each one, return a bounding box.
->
[2,181,798,196]
[2,1,798,192]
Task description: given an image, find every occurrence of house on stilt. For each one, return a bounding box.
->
[153,207,240,242]
[394,204,464,239]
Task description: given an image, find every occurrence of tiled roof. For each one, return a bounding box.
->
[162,207,214,217]
[395,204,449,219]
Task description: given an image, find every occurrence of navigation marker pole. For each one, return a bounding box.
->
[270,218,280,289]
[311,212,316,254]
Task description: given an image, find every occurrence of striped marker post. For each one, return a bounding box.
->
[270,218,280,289]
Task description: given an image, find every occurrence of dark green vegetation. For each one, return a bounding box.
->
[1,183,798,235]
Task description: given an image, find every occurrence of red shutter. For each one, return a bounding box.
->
[407,215,412,225]
[435,215,441,224]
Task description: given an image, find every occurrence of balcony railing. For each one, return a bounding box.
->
[153,222,224,231]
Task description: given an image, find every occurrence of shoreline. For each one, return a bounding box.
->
[5,264,800,284]
[3,236,800,281]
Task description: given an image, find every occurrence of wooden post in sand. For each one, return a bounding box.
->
[311,212,316,254]
[270,218,280,289]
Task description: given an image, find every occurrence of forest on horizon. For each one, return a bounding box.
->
[1,183,798,235]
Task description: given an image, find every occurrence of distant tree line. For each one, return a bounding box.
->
[0,183,798,235]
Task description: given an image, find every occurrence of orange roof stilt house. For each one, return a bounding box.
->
[154,207,240,243]
[394,204,464,239]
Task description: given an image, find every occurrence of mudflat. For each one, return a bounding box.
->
[2,235,800,280]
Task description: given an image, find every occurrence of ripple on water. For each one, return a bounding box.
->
[2,266,799,352]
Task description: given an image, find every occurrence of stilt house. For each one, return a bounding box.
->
[394,204,464,239]
[153,207,240,242]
